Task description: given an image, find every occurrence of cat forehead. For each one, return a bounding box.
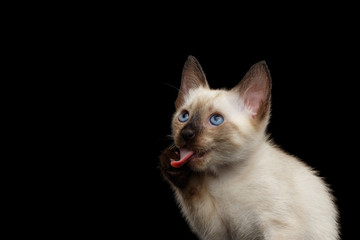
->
[182,88,237,112]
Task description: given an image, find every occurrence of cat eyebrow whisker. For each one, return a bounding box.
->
[163,82,184,95]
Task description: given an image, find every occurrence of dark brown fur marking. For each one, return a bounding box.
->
[159,146,192,189]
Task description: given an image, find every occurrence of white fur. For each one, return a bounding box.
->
[168,57,339,239]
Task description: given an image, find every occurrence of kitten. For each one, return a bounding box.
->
[160,56,339,240]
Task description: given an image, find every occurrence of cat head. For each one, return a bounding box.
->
[171,56,272,172]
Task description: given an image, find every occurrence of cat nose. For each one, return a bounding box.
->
[181,127,195,142]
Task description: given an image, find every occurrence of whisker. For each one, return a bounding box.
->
[162,82,184,95]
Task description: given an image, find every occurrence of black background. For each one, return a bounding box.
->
[48,9,358,239]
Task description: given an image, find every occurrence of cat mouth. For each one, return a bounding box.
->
[170,146,207,168]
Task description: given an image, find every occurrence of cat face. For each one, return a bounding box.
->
[171,56,272,172]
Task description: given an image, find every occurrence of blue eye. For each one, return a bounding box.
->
[210,114,224,126]
[178,110,189,122]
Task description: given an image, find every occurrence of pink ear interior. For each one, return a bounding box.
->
[232,61,271,119]
[244,85,266,118]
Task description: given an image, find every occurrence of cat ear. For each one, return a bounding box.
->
[175,56,209,109]
[232,61,272,120]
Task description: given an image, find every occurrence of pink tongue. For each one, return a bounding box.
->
[170,147,195,168]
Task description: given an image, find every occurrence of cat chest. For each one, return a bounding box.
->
[208,180,260,223]
[184,177,263,239]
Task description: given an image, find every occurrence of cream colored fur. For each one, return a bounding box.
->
[167,57,339,240]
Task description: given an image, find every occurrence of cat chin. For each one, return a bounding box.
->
[187,151,211,172]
